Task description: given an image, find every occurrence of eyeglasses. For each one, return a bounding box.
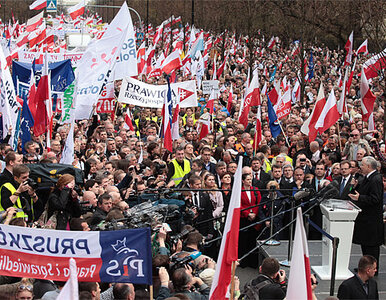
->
[350,134,359,137]
[18,285,33,291]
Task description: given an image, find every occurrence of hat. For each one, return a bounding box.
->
[199,268,215,286]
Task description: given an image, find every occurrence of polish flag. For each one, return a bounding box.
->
[227,84,233,113]
[356,39,368,55]
[209,156,243,300]
[171,93,180,140]
[253,106,262,147]
[315,89,340,133]
[274,88,291,120]
[346,57,357,92]
[26,11,44,32]
[137,41,146,74]
[28,27,46,48]
[206,88,216,114]
[291,80,300,103]
[239,70,260,127]
[300,83,326,142]
[363,48,386,79]
[261,81,267,96]
[267,36,275,49]
[198,119,210,140]
[161,49,182,75]
[344,31,353,66]
[368,112,375,135]
[68,1,85,20]
[27,63,37,117]
[153,22,164,46]
[267,81,280,106]
[216,55,227,78]
[29,0,46,11]
[124,108,134,131]
[162,79,173,152]
[360,68,376,122]
[286,208,312,300]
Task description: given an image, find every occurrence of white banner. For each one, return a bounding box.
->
[74,2,131,120]
[202,80,219,95]
[118,77,198,108]
[0,47,19,141]
[111,10,137,80]
[18,51,84,67]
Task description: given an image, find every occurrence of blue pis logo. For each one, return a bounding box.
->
[105,237,145,278]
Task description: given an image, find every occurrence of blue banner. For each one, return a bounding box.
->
[267,95,281,138]
[12,59,75,93]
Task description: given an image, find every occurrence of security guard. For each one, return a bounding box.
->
[166,147,191,186]
[0,164,38,222]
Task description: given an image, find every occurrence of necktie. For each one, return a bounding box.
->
[194,193,199,207]
[316,179,319,192]
[255,172,259,180]
[340,178,346,195]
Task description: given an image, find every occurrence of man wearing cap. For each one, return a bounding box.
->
[342,129,372,161]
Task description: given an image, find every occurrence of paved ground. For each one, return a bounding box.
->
[236,241,386,300]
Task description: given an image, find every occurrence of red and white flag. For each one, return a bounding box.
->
[206,88,216,114]
[68,1,85,20]
[29,0,46,10]
[338,67,349,116]
[253,106,262,147]
[267,36,276,49]
[209,156,243,300]
[137,41,146,74]
[227,84,233,113]
[300,83,326,142]
[171,93,180,140]
[162,80,173,152]
[315,89,340,133]
[344,31,353,66]
[57,258,79,300]
[124,108,134,131]
[198,119,210,140]
[291,80,300,103]
[274,88,291,120]
[356,39,368,55]
[216,55,227,78]
[239,70,260,127]
[360,68,376,122]
[286,208,312,300]
[363,48,386,79]
[267,80,280,106]
[26,11,44,32]
[153,22,164,46]
[161,49,182,75]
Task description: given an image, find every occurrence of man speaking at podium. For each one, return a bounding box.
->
[348,156,383,274]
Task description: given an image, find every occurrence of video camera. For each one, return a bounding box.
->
[169,251,202,274]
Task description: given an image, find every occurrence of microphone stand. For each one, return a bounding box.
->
[239,195,325,263]
[280,197,295,267]
[265,191,280,246]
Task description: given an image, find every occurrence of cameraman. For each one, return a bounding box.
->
[0,164,39,223]
[243,257,287,300]
[47,174,82,230]
[157,267,210,300]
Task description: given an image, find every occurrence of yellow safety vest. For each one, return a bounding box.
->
[171,159,191,185]
[0,182,31,220]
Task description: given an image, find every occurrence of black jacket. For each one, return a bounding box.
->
[90,207,108,227]
[192,192,214,237]
[337,274,378,299]
[333,175,354,200]
[250,274,286,300]
[48,187,81,230]
[353,171,384,246]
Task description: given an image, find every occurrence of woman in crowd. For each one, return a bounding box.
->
[221,172,233,212]
[48,174,82,230]
[202,173,224,218]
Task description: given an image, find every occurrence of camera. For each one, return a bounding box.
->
[25,178,38,190]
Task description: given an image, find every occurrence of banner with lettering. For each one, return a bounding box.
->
[96,83,115,114]
[0,225,152,284]
[18,51,84,68]
[118,77,198,108]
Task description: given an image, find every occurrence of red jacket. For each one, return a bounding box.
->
[241,186,262,219]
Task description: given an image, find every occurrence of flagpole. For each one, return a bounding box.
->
[336,121,342,152]
[149,285,153,300]
[230,261,236,300]
[277,119,290,147]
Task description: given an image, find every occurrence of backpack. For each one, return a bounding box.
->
[240,279,271,300]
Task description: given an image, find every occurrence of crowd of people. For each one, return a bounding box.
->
[0,19,385,300]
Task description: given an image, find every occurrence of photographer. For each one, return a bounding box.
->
[157,266,210,300]
[47,174,82,230]
[0,164,39,223]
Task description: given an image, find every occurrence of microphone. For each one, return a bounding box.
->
[293,188,313,201]
[311,182,339,203]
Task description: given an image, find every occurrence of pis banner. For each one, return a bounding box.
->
[0,225,152,284]
[118,77,198,108]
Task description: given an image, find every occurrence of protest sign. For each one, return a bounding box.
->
[0,225,152,284]
[202,80,219,95]
[96,83,115,113]
[18,51,84,68]
[118,77,197,108]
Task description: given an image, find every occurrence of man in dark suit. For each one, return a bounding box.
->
[250,157,270,190]
[189,175,214,238]
[333,160,354,200]
[200,147,216,175]
[337,255,379,299]
[349,156,383,273]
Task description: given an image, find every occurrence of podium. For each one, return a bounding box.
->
[312,199,361,280]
